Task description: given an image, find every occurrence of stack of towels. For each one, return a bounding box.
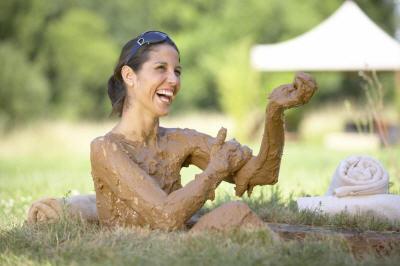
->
[297,155,400,221]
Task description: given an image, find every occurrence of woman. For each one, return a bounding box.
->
[28,31,317,231]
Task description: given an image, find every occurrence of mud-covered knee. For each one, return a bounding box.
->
[219,201,252,214]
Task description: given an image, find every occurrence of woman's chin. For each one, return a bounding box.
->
[153,97,172,117]
[155,107,170,117]
[158,111,169,117]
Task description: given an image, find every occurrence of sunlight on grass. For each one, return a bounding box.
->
[1,118,400,265]
[1,118,398,223]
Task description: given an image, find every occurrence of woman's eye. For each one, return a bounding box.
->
[175,69,181,76]
[156,65,166,71]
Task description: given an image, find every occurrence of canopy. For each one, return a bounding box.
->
[251,1,400,71]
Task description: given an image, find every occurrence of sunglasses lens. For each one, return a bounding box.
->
[142,31,168,44]
[127,31,172,63]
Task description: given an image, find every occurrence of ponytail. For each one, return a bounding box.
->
[107,75,125,117]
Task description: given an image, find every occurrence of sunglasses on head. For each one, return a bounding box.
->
[127,31,171,62]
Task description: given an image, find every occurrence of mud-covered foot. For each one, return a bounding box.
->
[268,72,317,109]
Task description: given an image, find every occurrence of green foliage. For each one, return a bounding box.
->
[208,39,263,140]
[0,0,397,127]
[0,43,49,128]
[40,8,118,118]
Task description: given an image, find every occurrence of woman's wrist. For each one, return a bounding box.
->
[199,164,225,183]
[267,101,284,113]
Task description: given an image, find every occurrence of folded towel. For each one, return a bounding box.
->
[27,197,63,223]
[297,195,400,221]
[67,194,97,222]
[326,155,389,197]
[27,194,97,224]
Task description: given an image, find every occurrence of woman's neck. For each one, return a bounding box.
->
[112,104,160,146]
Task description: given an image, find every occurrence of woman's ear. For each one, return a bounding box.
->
[121,65,136,87]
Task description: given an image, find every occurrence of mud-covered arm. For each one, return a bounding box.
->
[91,135,230,231]
[233,72,317,196]
[180,129,213,170]
[232,103,285,195]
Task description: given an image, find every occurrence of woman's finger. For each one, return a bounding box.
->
[215,127,227,146]
[211,127,227,156]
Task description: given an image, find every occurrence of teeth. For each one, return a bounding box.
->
[157,89,173,96]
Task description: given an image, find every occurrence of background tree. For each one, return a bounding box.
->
[0,0,397,134]
[0,43,49,128]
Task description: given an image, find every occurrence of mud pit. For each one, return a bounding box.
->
[28,72,317,232]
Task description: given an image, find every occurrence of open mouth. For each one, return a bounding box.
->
[156,89,173,104]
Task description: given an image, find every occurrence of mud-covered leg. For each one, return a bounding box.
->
[190,201,264,232]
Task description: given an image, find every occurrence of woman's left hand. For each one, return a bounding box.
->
[268,72,317,109]
[223,139,252,174]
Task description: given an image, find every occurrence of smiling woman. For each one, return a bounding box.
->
[107,31,180,117]
[27,31,317,231]
[119,43,180,117]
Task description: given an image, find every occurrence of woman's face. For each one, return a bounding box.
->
[130,43,181,117]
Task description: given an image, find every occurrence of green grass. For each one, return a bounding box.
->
[0,220,360,266]
[1,120,400,265]
[2,217,400,265]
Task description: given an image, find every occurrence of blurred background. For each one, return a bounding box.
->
[0,0,399,134]
[0,0,399,221]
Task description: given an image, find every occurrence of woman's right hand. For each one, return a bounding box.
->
[207,128,252,179]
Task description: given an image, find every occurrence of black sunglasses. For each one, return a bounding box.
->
[127,31,171,62]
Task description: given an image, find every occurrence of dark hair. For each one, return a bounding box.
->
[107,33,179,116]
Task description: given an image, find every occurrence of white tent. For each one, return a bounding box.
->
[251,1,400,71]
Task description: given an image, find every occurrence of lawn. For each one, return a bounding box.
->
[1,119,400,265]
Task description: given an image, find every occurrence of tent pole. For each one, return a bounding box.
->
[396,71,400,119]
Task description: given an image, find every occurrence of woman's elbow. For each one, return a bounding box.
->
[149,210,186,231]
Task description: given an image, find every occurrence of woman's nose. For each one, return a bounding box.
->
[167,71,179,86]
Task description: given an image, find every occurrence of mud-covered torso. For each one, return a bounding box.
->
[114,130,191,193]
[91,127,212,227]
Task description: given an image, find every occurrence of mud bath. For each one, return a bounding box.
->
[28,72,317,232]
[26,30,317,231]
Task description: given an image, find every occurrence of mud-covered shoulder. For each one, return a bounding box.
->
[90,136,106,155]
[90,135,107,148]
[90,134,114,152]
[90,134,125,162]
[90,136,108,166]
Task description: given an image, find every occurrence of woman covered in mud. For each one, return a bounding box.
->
[28,31,317,231]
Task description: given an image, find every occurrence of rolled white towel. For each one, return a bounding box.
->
[326,155,389,197]
[297,195,400,221]
[27,194,97,224]
[27,197,64,223]
[67,194,97,222]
